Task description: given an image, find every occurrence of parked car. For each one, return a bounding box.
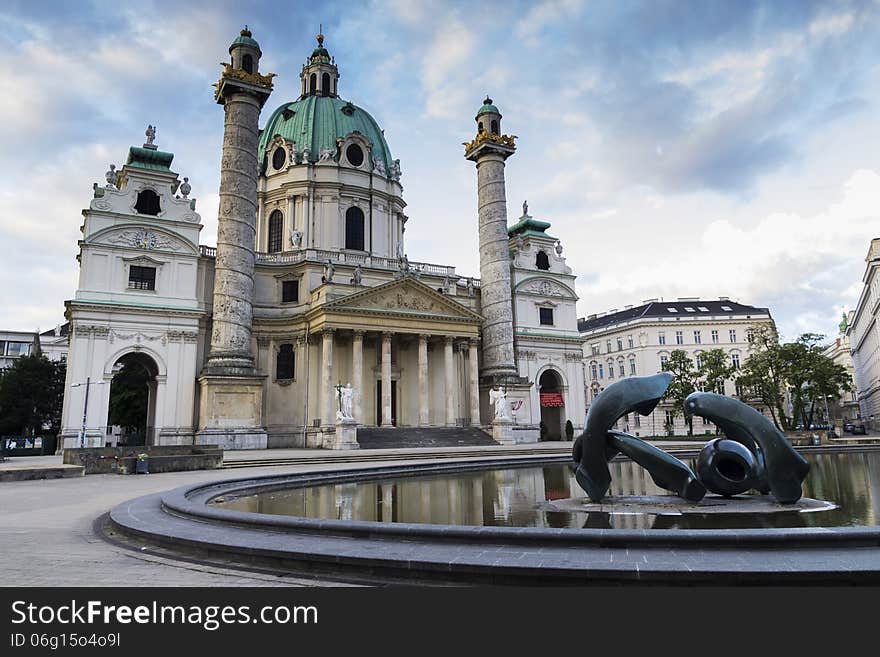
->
[843,422,855,433]
[851,424,868,435]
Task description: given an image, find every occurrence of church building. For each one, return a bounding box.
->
[59,29,586,450]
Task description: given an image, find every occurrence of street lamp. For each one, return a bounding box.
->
[71,377,106,448]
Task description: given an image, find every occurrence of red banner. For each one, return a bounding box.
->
[540,393,565,407]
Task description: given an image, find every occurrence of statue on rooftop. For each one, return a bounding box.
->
[179,177,191,199]
[145,124,156,146]
[105,164,118,188]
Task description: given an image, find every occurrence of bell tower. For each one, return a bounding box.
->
[300,30,340,98]
[464,96,519,383]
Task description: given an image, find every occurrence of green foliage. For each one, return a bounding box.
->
[565,419,574,440]
[661,350,698,436]
[108,362,150,437]
[0,354,66,436]
[737,327,853,431]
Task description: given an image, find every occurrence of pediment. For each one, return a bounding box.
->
[515,276,577,300]
[325,277,482,321]
[87,224,198,255]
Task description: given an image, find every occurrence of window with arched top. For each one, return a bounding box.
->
[268,210,283,253]
[321,73,330,97]
[134,189,161,215]
[535,250,550,270]
[309,73,316,95]
[345,206,365,251]
[242,54,253,74]
[478,121,484,133]
[491,119,499,134]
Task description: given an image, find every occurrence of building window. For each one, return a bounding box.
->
[629,357,636,375]
[345,207,365,251]
[731,353,740,369]
[665,410,675,429]
[627,335,634,349]
[675,331,683,345]
[658,332,666,345]
[591,344,600,356]
[702,416,711,426]
[276,343,295,380]
[747,329,754,342]
[735,383,745,398]
[616,338,623,351]
[711,330,719,343]
[272,146,286,170]
[5,341,29,357]
[607,361,614,379]
[321,72,330,97]
[590,363,598,379]
[539,307,554,326]
[693,330,702,344]
[634,414,640,427]
[346,144,364,167]
[267,210,283,253]
[242,53,253,74]
[309,73,316,94]
[128,265,156,290]
[598,364,604,379]
[729,329,737,342]
[535,250,550,270]
[282,280,299,303]
[491,119,499,134]
[660,354,668,369]
[606,340,612,352]
[618,362,625,377]
[134,189,161,215]
[695,354,703,369]
[716,380,725,394]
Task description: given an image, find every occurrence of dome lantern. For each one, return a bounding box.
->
[229,25,262,75]
[475,96,502,135]
[300,29,340,98]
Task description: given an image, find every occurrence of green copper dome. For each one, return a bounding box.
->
[230,27,261,54]
[258,96,393,170]
[476,96,501,118]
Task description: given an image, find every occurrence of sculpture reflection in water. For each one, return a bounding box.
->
[572,373,810,504]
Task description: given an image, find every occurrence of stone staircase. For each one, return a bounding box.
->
[355,426,496,449]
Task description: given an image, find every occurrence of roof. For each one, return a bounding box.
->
[578,299,771,333]
[230,27,260,54]
[508,212,553,238]
[126,146,174,172]
[476,96,501,118]
[258,96,392,169]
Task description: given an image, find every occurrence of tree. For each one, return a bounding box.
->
[736,326,789,430]
[661,350,699,436]
[0,354,66,437]
[697,348,735,395]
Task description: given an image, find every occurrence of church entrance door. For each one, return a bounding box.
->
[376,380,397,426]
[539,369,565,441]
[107,352,159,446]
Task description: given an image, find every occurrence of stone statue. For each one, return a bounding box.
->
[351,264,363,285]
[372,155,386,176]
[319,147,335,162]
[396,239,404,261]
[53,324,61,337]
[290,228,303,248]
[555,240,563,256]
[442,273,450,292]
[522,200,528,216]
[515,234,524,252]
[290,141,299,164]
[322,259,335,283]
[466,277,475,296]
[489,387,512,422]
[389,159,401,180]
[571,374,811,505]
[145,124,156,146]
[302,144,311,163]
[336,383,355,421]
[179,177,191,199]
[105,164,118,188]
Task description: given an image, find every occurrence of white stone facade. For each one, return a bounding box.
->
[822,313,859,424]
[579,299,774,437]
[846,239,880,429]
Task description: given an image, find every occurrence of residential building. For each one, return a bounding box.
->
[822,312,859,424]
[846,238,880,429]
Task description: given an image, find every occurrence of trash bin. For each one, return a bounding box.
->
[136,453,150,474]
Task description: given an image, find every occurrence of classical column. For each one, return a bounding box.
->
[352,330,364,423]
[321,328,335,426]
[418,334,429,426]
[469,338,481,426]
[381,332,393,427]
[464,99,518,382]
[444,336,455,426]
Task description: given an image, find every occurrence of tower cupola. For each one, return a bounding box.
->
[229,26,262,74]
[476,96,502,135]
[300,31,340,98]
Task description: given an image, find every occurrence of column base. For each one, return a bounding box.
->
[196,374,267,450]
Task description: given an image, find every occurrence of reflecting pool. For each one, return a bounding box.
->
[211,451,880,529]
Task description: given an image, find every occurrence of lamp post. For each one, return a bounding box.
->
[71,378,106,448]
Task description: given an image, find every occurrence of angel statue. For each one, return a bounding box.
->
[389,159,401,180]
[145,124,156,146]
[105,164,118,188]
[290,228,303,248]
[489,387,512,422]
[319,147,335,162]
[372,155,386,176]
[322,259,335,283]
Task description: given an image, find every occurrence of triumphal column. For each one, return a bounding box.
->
[464,97,519,383]
[197,27,275,449]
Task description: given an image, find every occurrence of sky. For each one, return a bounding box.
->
[2,0,880,342]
